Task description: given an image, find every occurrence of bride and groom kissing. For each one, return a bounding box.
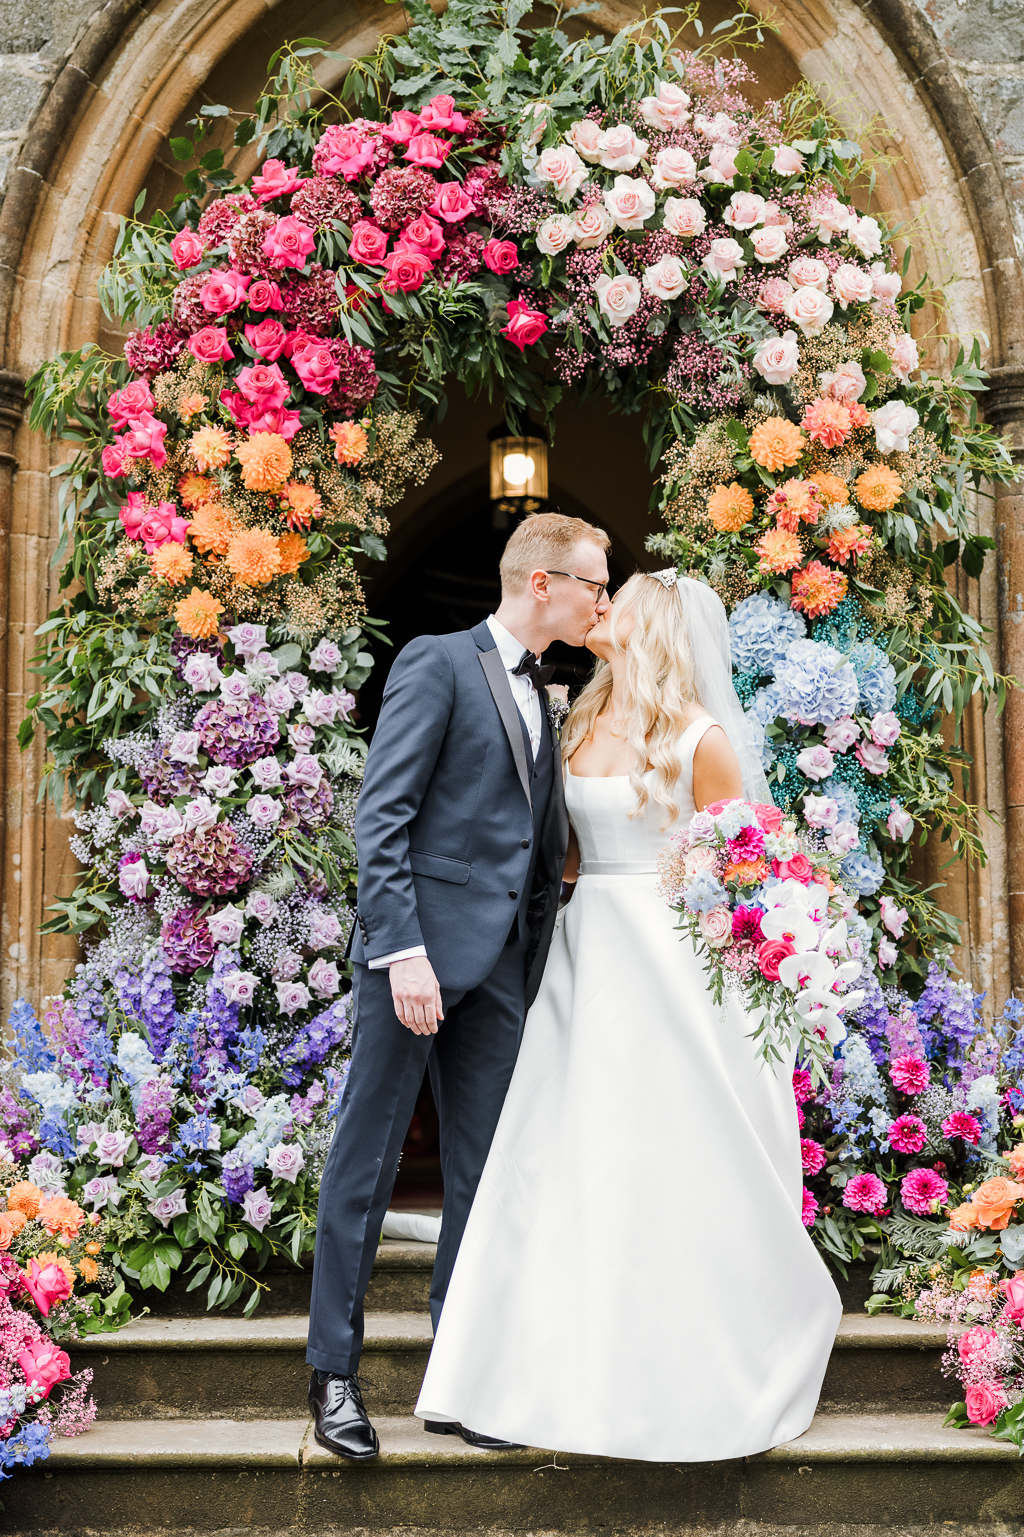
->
[305,511,841,1464]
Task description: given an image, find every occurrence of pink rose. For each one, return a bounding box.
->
[381,110,422,145]
[872,400,919,453]
[188,326,234,364]
[289,337,341,395]
[723,191,766,230]
[267,1141,306,1180]
[594,273,642,328]
[825,821,859,856]
[889,332,920,381]
[1002,1274,1024,1323]
[832,262,873,310]
[784,285,834,336]
[566,119,603,162]
[381,248,433,294]
[348,220,390,265]
[697,905,732,949]
[849,214,884,258]
[704,142,738,182]
[870,711,901,747]
[651,146,697,191]
[139,501,188,551]
[404,133,451,170]
[247,405,302,439]
[820,360,867,402]
[795,744,836,781]
[787,256,830,292]
[879,895,909,939]
[107,378,155,428]
[855,739,889,776]
[753,330,800,385]
[236,362,289,411]
[119,492,148,539]
[762,200,794,230]
[119,857,150,899]
[596,123,647,172]
[200,269,250,316]
[642,255,688,301]
[428,180,477,223]
[244,318,288,361]
[775,852,813,885]
[814,196,853,242]
[758,938,796,981]
[400,214,445,260]
[870,262,902,303]
[603,174,656,230]
[148,1189,188,1228]
[773,144,805,176]
[662,197,706,238]
[501,299,548,352]
[247,278,283,311]
[572,203,614,248]
[757,277,794,313]
[261,216,316,270]
[639,81,692,131]
[483,238,519,274]
[886,800,913,842]
[965,1382,1007,1427]
[801,794,838,830]
[419,94,468,133]
[958,1325,999,1368]
[102,441,127,477]
[751,225,789,263]
[170,228,205,270]
[96,1129,132,1166]
[535,214,574,256]
[123,411,168,468]
[309,956,341,997]
[702,237,746,282]
[251,158,304,204]
[318,127,375,180]
[18,1338,71,1396]
[534,146,588,198]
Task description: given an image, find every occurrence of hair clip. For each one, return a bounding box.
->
[649,568,679,590]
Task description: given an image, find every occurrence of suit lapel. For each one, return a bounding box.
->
[478,647,532,811]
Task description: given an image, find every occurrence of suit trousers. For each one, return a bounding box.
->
[305,929,530,1377]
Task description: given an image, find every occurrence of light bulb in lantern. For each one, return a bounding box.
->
[502,451,535,487]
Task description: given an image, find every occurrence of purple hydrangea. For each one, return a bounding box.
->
[161,907,218,975]
[194,696,280,769]
[140,744,203,805]
[123,319,186,378]
[281,779,334,833]
[164,826,254,898]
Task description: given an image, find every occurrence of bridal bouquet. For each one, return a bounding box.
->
[658,797,866,1077]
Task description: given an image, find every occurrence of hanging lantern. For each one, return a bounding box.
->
[488,420,548,526]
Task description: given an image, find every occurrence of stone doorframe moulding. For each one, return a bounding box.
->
[0,0,1020,1016]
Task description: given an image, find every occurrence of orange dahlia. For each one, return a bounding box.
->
[790,560,848,617]
[277,532,311,575]
[179,393,209,423]
[827,523,871,566]
[235,432,292,492]
[189,502,237,557]
[767,478,821,531]
[279,481,323,532]
[190,425,232,472]
[755,527,803,574]
[77,1256,100,1284]
[847,401,871,429]
[808,471,849,507]
[329,421,369,467]
[748,417,805,473]
[7,1182,43,1219]
[178,473,218,510]
[225,528,282,586]
[706,482,755,533]
[801,397,853,449]
[174,586,225,639]
[38,1195,86,1239]
[150,543,194,585]
[855,464,903,511]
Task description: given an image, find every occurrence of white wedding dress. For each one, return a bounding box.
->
[415,717,842,1462]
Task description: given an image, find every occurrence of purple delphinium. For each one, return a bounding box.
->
[280,997,351,1088]
[136,1076,175,1154]
[221,1152,255,1203]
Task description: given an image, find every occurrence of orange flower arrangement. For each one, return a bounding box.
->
[947,1199,980,1232]
[225,528,283,586]
[84,1241,102,1257]
[808,471,848,506]
[767,479,820,531]
[151,544,194,585]
[1006,1143,1024,1179]
[826,524,871,566]
[748,417,805,472]
[855,464,903,511]
[329,421,369,467]
[7,1182,43,1219]
[277,532,311,575]
[179,393,209,422]
[178,473,218,510]
[190,425,233,472]
[174,587,225,639]
[279,481,323,531]
[969,1176,1024,1230]
[755,527,803,574]
[38,1195,86,1240]
[189,502,237,557]
[801,397,853,449]
[790,560,848,618]
[77,1256,100,1284]
[723,857,768,886]
[707,482,754,533]
[0,1213,20,1250]
[235,432,292,491]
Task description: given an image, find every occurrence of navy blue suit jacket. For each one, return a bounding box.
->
[351,620,569,1006]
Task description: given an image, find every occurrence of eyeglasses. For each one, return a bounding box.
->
[545,570,611,601]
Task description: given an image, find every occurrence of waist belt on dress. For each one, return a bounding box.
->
[578,859,658,875]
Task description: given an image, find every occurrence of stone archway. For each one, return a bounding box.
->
[1,0,1020,1015]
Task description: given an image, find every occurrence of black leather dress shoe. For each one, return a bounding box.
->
[308,1371,380,1461]
[424,1419,524,1450]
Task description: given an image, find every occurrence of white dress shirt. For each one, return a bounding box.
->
[368,615,546,971]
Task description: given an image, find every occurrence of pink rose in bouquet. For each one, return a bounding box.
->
[774,852,813,884]
[247,278,283,311]
[261,216,316,270]
[170,228,205,270]
[381,109,421,145]
[122,412,168,468]
[188,325,234,364]
[483,238,519,274]
[773,144,805,175]
[289,337,341,395]
[381,248,433,294]
[102,441,127,477]
[18,1339,71,1398]
[428,181,477,223]
[757,938,795,980]
[139,501,189,552]
[1000,1273,1024,1323]
[965,1382,1007,1426]
[401,214,446,260]
[418,94,468,133]
[245,318,289,361]
[107,378,155,428]
[404,133,451,170]
[251,158,304,204]
[317,126,376,180]
[21,1258,73,1317]
[349,220,390,265]
[200,269,250,316]
[236,362,290,412]
[119,492,149,539]
[501,300,548,352]
[697,906,732,949]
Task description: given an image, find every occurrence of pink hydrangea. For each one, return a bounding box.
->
[842,1173,888,1215]
[900,1166,948,1215]
[887,1114,928,1154]
[889,1055,930,1095]
[942,1111,982,1145]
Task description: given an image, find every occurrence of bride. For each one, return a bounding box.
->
[414,569,842,1462]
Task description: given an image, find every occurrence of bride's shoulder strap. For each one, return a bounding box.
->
[682,714,720,755]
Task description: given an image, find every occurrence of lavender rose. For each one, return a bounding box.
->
[148,1189,188,1228]
[242,1188,274,1232]
[267,1143,305,1182]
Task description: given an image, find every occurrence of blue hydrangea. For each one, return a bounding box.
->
[772,639,860,726]
[683,870,729,913]
[849,642,897,716]
[728,593,807,675]
[749,683,785,726]
[817,776,862,826]
[841,849,886,895]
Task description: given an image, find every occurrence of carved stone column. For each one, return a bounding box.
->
[985,366,1024,994]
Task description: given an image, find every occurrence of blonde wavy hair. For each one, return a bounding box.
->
[561,572,701,828]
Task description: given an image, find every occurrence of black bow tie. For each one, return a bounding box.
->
[512,649,555,693]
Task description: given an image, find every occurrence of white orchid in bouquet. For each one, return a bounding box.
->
[658,797,867,1078]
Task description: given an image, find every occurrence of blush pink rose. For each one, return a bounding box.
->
[639,81,692,131]
[751,225,789,263]
[188,325,234,363]
[603,174,656,230]
[261,216,316,270]
[572,203,614,248]
[832,262,874,310]
[594,272,643,328]
[381,109,421,145]
[596,123,648,172]
[698,906,733,949]
[170,228,205,270]
[236,362,289,410]
[501,299,548,352]
[814,196,853,242]
[535,214,574,256]
[820,360,867,401]
[641,255,688,301]
[753,330,800,385]
[107,378,155,428]
[651,146,696,191]
[428,181,477,222]
[534,145,588,198]
[870,711,901,747]
[870,263,902,303]
[404,133,451,170]
[773,144,805,176]
[662,197,706,238]
[889,332,920,381]
[784,285,834,336]
[289,338,340,395]
[400,214,445,260]
[251,158,304,204]
[723,191,766,230]
[705,142,738,181]
[122,412,168,468]
[18,1338,71,1396]
[849,214,884,258]
[247,278,283,311]
[565,119,603,162]
[855,740,889,776]
[702,237,746,282]
[200,269,250,316]
[757,276,794,313]
[244,318,288,361]
[418,94,468,133]
[348,220,390,265]
[872,400,920,453]
[380,248,433,293]
[787,256,830,292]
[965,1382,1007,1427]
[887,802,913,842]
[483,238,518,274]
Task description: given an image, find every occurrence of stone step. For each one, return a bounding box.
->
[10,1411,1022,1535]
[71,1311,951,1422]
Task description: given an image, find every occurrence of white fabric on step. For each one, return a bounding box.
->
[381,1211,442,1244]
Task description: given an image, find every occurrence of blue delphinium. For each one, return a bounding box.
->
[849,641,897,716]
[0,1422,52,1476]
[729,593,807,674]
[772,639,860,725]
[7,999,55,1074]
[683,870,729,913]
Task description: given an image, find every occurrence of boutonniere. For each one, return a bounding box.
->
[545,684,569,734]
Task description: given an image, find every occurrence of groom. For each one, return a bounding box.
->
[306,511,611,1460]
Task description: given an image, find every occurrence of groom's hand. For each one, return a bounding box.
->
[389,956,444,1035]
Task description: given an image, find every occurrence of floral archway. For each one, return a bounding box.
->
[3,0,1024,1466]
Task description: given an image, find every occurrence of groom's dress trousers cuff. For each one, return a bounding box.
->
[368,946,428,970]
